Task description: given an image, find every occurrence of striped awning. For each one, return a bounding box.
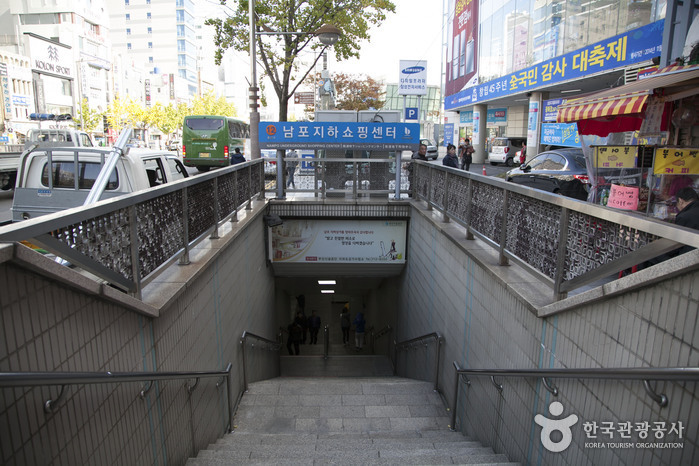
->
[556,92,649,123]
[556,65,699,123]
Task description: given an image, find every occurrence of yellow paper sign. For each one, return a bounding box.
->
[654,148,699,175]
[594,146,638,168]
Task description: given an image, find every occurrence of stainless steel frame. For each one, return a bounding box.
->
[393,332,444,392]
[240,330,282,393]
[0,363,235,431]
[449,361,699,431]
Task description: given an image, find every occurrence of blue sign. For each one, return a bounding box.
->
[0,136,8,143]
[543,98,565,122]
[259,121,420,150]
[540,123,580,147]
[405,107,418,120]
[444,123,454,145]
[459,108,507,126]
[445,20,664,110]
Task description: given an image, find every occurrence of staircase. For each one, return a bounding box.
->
[186,374,518,465]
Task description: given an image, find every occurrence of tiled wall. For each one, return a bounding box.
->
[0,219,276,466]
[397,209,699,465]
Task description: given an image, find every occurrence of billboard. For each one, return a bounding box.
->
[270,219,407,264]
[398,60,427,95]
[445,0,479,97]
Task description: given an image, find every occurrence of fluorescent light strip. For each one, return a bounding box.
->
[318,280,336,285]
[321,290,335,294]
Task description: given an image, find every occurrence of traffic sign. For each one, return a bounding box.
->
[294,92,315,105]
[405,108,418,120]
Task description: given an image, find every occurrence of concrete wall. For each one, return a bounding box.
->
[0,215,277,466]
[397,206,699,465]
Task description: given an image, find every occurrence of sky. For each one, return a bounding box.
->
[328,0,446,86]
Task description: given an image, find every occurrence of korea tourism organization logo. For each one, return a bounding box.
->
[534,402,685,453]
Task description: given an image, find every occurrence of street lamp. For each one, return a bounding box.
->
[248,1,341,163]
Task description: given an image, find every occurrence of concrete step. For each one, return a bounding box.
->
[187,376,519,465]
[280,355,394,377]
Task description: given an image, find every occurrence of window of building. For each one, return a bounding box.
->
[127,43,132,50]
[126,28,131,35]
[147,12,152,20]
[148,27,152,34]
[125,0,129,5]
[148,42,153,48]
[126,13,130,20]
[149,56,154,63]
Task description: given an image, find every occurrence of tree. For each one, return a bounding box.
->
[75,98,103,134]
[328,72,385,111]
[206,0,396,122]
[190,90,237,117]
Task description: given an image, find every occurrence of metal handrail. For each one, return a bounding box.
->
[450,362,699,431]
[394,332,444,392]
[240,331,282,392]
[370,325,392,354]
[0,363,234,431]
[323,325,329,359]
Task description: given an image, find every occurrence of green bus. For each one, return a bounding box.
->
[182,115,250,172]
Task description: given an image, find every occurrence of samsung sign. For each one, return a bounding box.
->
[398,60,427,96]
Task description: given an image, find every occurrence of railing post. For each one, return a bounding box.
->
[210,177,220,239]
[427,165,433,210]
[353,161,358,199]
[241,336,249,392]
[443,171,450,222]
[394,155,401,200]
[127,205,142,298]
[246,165,253,210]
[179,186,190,265]
[466,177,474,240]
[434,335,443,392]
[232,170,239,222]
[498,189,509,266]
[553,207,571,300]
[323,325,329,360]
[451,362,461,431]
[225,363,233,433]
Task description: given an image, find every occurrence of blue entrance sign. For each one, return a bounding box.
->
[541,123,580,147]
[444,123,454,145]
[445,20,663,110]
[259,121,420,150]
[405,107,418,120]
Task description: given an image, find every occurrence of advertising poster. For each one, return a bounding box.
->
[472,110,480,145]
[594,146,638,168]
[270,220,407,264]
[398,60,427,96]
[445,0,478,97]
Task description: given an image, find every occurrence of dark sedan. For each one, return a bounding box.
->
[505,148,590,201]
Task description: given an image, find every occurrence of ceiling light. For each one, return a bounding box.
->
[318,280,336,285]
[561,89,582,94]
[321,290,335,294]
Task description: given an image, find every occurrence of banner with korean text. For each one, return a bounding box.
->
[270,220,407,264]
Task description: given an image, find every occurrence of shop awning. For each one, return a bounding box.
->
[556,65,699,136]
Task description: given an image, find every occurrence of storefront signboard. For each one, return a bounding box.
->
[654,148,699,175]
[259,121,420,150]
[445,20,663,110]
[541,123,580,147]
[594,146,638,168]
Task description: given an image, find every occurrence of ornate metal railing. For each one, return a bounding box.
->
[0,160,264,298]
[411,161,699,299]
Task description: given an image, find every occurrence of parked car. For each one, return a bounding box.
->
[488,137,526,166]
[420,139,439,160]
[12,147,189,221]
[505,148,590,201]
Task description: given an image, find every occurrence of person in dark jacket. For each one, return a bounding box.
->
[353,310,366,351]
[442,144,459,168]
[231,147,246,164]
[286,312,304,355]
[308,310,321,345]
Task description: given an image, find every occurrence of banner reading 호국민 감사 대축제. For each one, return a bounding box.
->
[270,220,406,264]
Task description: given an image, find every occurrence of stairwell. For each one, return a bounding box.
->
[187,353,518,465]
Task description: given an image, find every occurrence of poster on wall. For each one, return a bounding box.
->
[472,110,480,145]
[445,0,479,97]
[270,220,407,264]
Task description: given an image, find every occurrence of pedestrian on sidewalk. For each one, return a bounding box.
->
[308,310,321,345]
[442,144,459,168]
[340,303,351,346]
[460,138,474,171]
[353,309,366,351]
[286,312,304,355]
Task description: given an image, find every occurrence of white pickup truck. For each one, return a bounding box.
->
[12,147,189,221]
[0,129,94,190]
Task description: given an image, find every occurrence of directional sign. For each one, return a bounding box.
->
[405,108,418,120]
[294,92,314,105]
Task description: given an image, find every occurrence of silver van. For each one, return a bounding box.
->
[488,137,526,166]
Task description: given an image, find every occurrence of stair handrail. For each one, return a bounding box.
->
[240,330,283,392]
[370,325,392,354]
[393,331,444,392]
[0,363,234,431]
[450,362,699,431]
